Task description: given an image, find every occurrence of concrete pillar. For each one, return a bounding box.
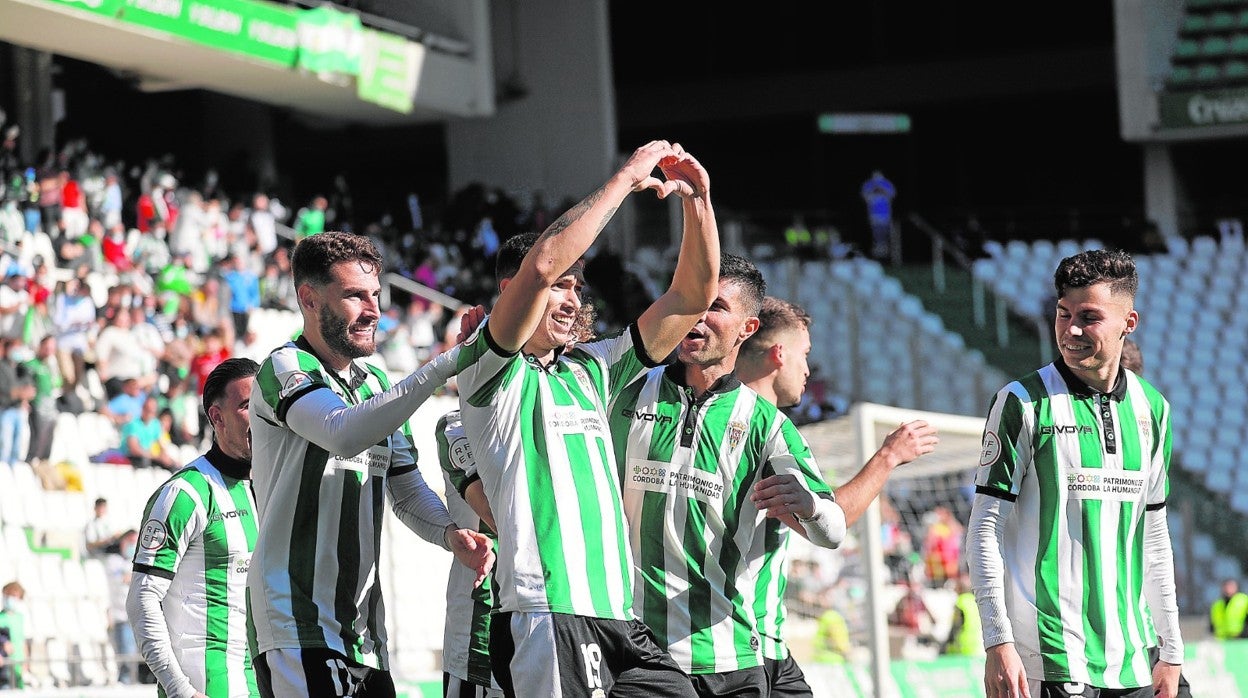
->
[1143,142,1183,241]
[8,46,54,164]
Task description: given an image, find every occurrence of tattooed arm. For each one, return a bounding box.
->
[636,150,720,361]
[487,140,682,353]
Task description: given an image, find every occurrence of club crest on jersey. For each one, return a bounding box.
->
[567,363,593,395]
[279,371,314,400]
[140,519,167,550]
[728,420,747,451]
[979,431,1001,466]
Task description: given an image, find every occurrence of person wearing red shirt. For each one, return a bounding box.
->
[189,327,230,397]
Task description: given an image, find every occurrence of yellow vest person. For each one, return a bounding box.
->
[944,591,985,656]
[1210,579,1248,640]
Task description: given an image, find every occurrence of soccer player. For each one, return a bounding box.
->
[732,295,937,697]
[436,305,596,698]
[247,232,492,698]
[128,357,263,698]
[966,249,1183,698]
[456,140,717,697]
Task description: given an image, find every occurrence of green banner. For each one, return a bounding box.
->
[1160,87,1248,129]
[357,28,420,114]
[296,4,363,75]
[42,0,125,18]
[114,0,299,66]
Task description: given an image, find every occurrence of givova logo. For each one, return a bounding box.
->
[1039,424,1094,435]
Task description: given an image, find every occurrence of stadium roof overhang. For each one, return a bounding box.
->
[0,0,494,126]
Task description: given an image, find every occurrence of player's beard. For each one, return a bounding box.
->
[320,304,376,359]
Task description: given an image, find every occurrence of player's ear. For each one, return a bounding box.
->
[769,343,785,369]
[297,284,316,312]
[1124,309,1138,335]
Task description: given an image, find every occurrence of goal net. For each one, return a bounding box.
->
[793,402,988,698]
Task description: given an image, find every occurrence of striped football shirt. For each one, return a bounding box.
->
[974,361,1172,688]
[610,364,834,674]
[436,409,499,690]
[456,321,655,619]
[247,337,422,669]
[134,450,259,698]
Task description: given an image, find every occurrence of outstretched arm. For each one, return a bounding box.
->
[488,140,681,353]
[834,420,938,526]
[635,150,720,360]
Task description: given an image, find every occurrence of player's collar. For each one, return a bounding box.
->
[295,335,370,389]
[204,442,251,480]
[663,361,741,396]
[1053,360,1128,401]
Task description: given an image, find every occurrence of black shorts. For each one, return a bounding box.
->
[256,648,395,698]
[763,655,814,698]
[690,666,769,698]
[489,611,696,698]
[1038,681,1152,698]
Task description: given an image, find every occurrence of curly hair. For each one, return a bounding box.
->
[292,232,384,288]
[1053,248,1138,299]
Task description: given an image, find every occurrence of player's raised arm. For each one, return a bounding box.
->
[636,149,720,360]
[489,140,680,353]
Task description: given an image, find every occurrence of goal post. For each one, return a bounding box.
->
[797,402,989,698]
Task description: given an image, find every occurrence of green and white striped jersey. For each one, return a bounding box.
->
[975,362,1172,688]
[247,338,415,669]
[436,409,498,690]
[456,322,655,619]
[752,520,792,662]
[134,450,259,698]
[609,365,834,674]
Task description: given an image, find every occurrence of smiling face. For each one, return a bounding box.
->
[305,259,382,367]
[678,279,759,369]
[1054,281,1137,389]
[523,264,585,356]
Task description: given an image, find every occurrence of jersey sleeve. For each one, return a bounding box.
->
[764,412,834,500]
[973,385,1034,501]
[457,317,523,409]
[133,477,206,580]
[436,410,478,497]
[566,324,662,403]
[254,345,331,424]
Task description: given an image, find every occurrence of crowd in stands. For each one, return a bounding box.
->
[0,114,600,476]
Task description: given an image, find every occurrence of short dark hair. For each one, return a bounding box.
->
[292,232,383,288]
[495,232,539,283]
[1053,249,1138,300]
[202,357,260,415]
[741,296,811,360]
[721,253,766,315]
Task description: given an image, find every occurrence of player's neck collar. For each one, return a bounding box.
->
[1053,360,1127,401]
[205,442,251,480]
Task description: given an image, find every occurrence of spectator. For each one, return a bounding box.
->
[189,327,230,398]
[119,395,179,471]
[889,578,936,642]
[248,192,278,257]
[0,581,27,688]
[0,336,33,467]
[1210,578,1248,640]
[100,376,146,427]
[942,573,985,656]
[0,269,29,341]
[921,505,962,588]
[221,253,260,341]
[94,307,156,398]
[23,334,59,469]
[84,496,123,558]
[861,169,896,260]
[99,169,122,229]
[52,271,97,391]
[292,194,327,240]
[106,529,140,684]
